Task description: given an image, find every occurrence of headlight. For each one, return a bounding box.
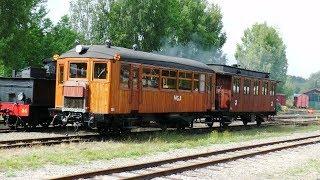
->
[17,92,25,101]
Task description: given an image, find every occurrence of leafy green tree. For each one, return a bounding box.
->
[158,1,226,64]
[44,15,78,55]
[235,23,288,92]
[69,0,226,63]
[0,0,47,74]
[108,0,172,52]
[0,0,77,75]
[305,71,320,90]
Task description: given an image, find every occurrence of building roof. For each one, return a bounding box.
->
[303,88,320,95]
[60,45,213,72]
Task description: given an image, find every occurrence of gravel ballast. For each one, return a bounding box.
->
[1,130,320,179]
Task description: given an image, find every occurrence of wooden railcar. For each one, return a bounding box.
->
[208,64,277,126]
[52,44,277,131]
[53,45,215,130]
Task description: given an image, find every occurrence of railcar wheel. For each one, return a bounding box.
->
[242,120,248,126]
[160,124,167,131]
[256,116,263,127]
[206,122,213,128]
[256,120,262,127]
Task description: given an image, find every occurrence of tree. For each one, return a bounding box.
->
[235,23,288,92]
[305,71,320,90]
[44,15,78,55]
[0,0,77,75]
[0,0,48,74]
[108,0,172,52]
[69,0,226,64]
[158,1,226,64]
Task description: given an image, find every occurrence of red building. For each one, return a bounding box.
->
[276,93,286,106]
[294,94,309,108]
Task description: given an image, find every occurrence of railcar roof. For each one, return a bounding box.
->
[60,45,213,72]
[207,64,272,80]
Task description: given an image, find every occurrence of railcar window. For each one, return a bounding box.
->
[244,79,251,95]
[178,72,192,90]
[262,82,268,95]
[253,81,259,95]
[162,70,177,89]
[193,73,199,91]
[58,65,64,84]
[199,74,206,92]
[120,63,130,89]
[94,63,107,79]
[270,84,275,96]
[132,66,139,89]
[232,78,240,93]
[69,63,87,78]
[206,75,212,93]
[143,67,159,89]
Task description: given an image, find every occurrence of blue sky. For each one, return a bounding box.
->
[46,0,320,79]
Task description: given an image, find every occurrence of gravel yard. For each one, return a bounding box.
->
[164,143,320,179]
[1,127,320,179]
[0,130,96,141]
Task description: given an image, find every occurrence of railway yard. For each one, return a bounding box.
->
[0,112,319,179]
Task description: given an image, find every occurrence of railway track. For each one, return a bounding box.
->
[0,134,100,149]
[0,129,17,133]
[50,134,320,180]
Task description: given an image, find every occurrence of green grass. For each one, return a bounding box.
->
[283,159,320,177]
[0,125,319,172]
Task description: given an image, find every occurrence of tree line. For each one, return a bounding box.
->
[1,0,316,98]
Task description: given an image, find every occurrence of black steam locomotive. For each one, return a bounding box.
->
[0,59,56,129]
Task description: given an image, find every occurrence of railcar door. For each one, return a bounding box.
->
[55,63,65,108]
[130,64,141,111]
[231,76,241,112]
[215,75,231,110]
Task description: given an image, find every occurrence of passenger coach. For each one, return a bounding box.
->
[52,43,215,131]
[52,43,277,132]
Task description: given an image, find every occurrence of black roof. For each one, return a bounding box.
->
[207,64,271,79]
[60,45,213,72]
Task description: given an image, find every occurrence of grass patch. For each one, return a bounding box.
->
[284,159,320,177]
[0,125,319,172]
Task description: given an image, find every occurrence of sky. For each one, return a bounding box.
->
[46,0,320,79]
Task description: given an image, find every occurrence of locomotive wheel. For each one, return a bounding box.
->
[5,116,17,130]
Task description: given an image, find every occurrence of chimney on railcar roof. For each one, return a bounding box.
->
[132,44,138,51]
[106,39,112,48]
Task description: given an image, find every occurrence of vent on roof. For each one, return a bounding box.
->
[132,44,138,51]
[106,39,112,48]
[75,45,89,54]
